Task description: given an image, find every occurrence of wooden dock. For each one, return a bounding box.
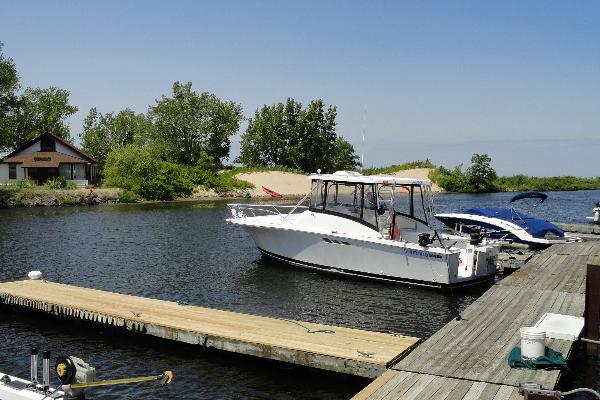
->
[353,241,600,399]
[0,280,419,378]
[554,222,600,236]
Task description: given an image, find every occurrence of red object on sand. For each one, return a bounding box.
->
[262,185,282,198]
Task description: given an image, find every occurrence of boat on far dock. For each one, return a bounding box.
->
[436,191,581,249]
[587,202,600,224]
[228,171,500,288]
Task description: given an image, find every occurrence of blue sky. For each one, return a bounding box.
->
[2,1,599,176]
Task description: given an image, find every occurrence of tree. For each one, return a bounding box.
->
[238,98,360,173]
[80,107,152,166]
[0,41,20,151]
[0,42,78,151]
[149,81,243,166]
[15,87,78,146]
[237,103,287,167]
[331,137,361,171]
[298,100,338,173]
[466,153,497,192]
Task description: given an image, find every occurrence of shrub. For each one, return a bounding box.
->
[44,176,66,189]
[118,189,140,203]
[15,179,33,188]
[103,144,256,200]
[66,182,78,190]
[362,160,435,175]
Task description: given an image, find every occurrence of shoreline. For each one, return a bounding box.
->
[1,166,599,209]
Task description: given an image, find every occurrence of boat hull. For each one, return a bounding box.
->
[241,224,494,288]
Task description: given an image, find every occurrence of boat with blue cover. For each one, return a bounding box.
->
[435,192,580,249]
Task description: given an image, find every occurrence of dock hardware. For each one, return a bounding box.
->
[519,382,600,399]
[0,347,173,400]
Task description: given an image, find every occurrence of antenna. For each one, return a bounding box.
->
[361,105,367,171]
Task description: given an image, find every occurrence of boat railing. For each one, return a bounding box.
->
[227,203,309,219]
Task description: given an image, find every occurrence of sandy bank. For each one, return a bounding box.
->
[385,168,442,192]
[235,171,311,198]
[227,168,442,199]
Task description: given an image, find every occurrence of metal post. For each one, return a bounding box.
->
[30,347,38,384]
[42,351,50,391]
[585,263,600,356]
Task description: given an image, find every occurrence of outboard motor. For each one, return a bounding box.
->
[594,202,600,224]
[470,231,484,245]
[418,233,434,247]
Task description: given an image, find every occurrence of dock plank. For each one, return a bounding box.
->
[0,280,419,378]
[356,242,600,399]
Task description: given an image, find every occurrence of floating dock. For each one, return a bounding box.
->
[353,241,600,399]
[554,222,600,236]
[0,280,419,378]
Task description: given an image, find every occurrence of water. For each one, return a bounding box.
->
[0,190,598,399]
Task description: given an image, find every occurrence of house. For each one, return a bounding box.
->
[0,133,98,186]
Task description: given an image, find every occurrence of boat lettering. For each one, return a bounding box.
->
[404,248,443,259]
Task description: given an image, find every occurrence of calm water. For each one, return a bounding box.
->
[0,190,599,399]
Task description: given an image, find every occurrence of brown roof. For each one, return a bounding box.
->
[2,152,89,168]
[1,133,97,164]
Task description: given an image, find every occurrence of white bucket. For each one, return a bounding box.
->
[520,327,546,359]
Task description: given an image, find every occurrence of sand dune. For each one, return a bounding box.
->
[235,171,311,198]
[234,168,442,199]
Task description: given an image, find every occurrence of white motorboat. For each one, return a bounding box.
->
[227,171,500,288]
[587,202,600,224]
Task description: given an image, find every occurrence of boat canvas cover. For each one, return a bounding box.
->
[462,208,565,238]
[509,191,548,203]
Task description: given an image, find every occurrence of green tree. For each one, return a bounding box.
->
[149,81,243,166]
[238,98,359,173]
[15,87,78,146]
[298,100,338,173]
[331,137,361,171]
[466,153,497,192]
[432,165,471,192]
[0,41,20,151]
[80,107,152,166]
[0,42,78,150]
[237,102,287,167]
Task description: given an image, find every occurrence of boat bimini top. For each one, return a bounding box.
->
[307,171,435,234]
[308,170,432,187]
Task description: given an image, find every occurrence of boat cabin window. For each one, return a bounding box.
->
[389,184,429,224]
[309,180,379,229]
[326,182,362,220]
[310,181,325,209]
[309,178,433,231]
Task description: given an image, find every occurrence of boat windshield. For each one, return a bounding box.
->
[389,184,431,224]
[310,180,378,228]
[309,179,433,230]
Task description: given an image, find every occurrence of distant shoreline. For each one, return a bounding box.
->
[2,167,599,208]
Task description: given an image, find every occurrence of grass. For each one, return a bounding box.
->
[362,160,436,175]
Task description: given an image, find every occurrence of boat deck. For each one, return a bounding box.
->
[352,241,600,399]
[0,280,420,378]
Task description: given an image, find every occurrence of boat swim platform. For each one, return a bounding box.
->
[352,241,600,400]
[0,280,420,378]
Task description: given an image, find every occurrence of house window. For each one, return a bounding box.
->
[9,164,16,180]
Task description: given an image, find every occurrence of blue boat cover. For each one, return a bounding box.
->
[509,191,547,203]
[463,208,565,238]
